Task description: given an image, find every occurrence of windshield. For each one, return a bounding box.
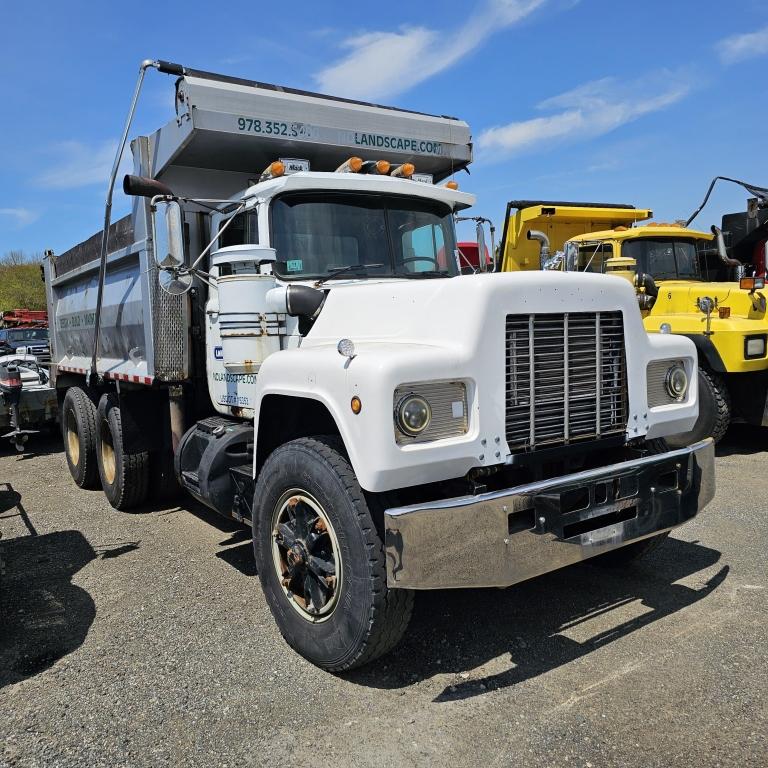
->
[622,238,700,281]
[6,328,48,343]
[270,193,459,280]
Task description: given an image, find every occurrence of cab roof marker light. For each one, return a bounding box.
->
[360,160,391,175]
[260,160,285,182]
[445,180,459,190]
[336,157,363,173]
[391,163,415,179]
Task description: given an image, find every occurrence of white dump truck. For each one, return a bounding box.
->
[44,60,714,671]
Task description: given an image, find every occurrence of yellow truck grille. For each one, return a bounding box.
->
[505,312,628,451]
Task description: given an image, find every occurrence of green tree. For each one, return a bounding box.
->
[0,251,47,311]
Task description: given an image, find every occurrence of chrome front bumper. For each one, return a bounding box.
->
[384,439,715,589]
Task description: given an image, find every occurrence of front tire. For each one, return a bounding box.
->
[253,436,413,672]
[95,393,149,510]
[666,368,731,448]
[61,387,100,489]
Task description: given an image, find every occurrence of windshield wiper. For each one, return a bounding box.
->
[394,270,451,279]
[315,263,384,285]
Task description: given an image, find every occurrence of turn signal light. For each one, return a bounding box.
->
[336,156,363,173]
[351,396,362,414]
[740,276,765,292]
[718,306,731,319]
[260,160,285,181]
[391,163,415,178]
[445,180,459,190]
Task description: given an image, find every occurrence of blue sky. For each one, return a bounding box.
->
[2,0,767,255]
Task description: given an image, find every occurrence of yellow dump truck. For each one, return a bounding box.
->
[498,198,768,445]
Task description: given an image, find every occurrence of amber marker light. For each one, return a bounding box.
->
[376,160,391,174]
[718,306,731,319]
[336,156,363,173]
[260,160,285,181]
[740,276,765,292]
[351,396,362,414]
[445,180,459,190]
[391,163,415,178]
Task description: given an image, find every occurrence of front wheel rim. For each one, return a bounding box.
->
[271,490,342,623]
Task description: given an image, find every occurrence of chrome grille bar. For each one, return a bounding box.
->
[505,312,627,452]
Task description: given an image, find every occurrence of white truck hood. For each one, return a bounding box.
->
[302,270,645,348]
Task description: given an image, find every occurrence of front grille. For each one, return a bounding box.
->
[28,345,51,363]
[505,312,628,451]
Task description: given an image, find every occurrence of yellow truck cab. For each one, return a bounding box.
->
[499,200,768,446]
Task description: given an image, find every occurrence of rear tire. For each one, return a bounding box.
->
[666,368,730,448]
[61,387,100,489]
[253,436,414,672]
[95,393,149,510]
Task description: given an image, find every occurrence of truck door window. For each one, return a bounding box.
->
[219,210,259,248]
[577,242,612,272]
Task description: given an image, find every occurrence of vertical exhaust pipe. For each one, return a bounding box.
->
[711,225,741,268]
[527,229,550,269]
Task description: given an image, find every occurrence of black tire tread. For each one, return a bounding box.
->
[62,387,100,489]
[701,369,731,443]
[97,393,149,510]
[256,435,413,671]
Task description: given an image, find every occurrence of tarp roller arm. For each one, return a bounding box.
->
[89,58,185,385]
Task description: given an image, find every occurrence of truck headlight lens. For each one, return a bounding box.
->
[396,394,431,436]
[745,335,767,359]
[665,364,688,400]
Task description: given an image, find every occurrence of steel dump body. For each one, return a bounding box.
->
[45,72,472,385]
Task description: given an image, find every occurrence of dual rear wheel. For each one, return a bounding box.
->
[61,387,149,510]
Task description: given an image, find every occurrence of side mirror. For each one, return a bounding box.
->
[152,200,193,295]
[476,221,487,273]
[152,200,185,269]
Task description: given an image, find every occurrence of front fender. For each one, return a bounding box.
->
[253,342,486,493]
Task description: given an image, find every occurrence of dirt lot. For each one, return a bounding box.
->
[1,428,766,768]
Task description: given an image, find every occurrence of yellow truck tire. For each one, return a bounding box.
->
[667,369,731,448]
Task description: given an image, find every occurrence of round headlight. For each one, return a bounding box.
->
[665,364,688,400]
[396,394,431,436]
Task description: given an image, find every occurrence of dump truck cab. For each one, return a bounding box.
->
[563,221,768,443]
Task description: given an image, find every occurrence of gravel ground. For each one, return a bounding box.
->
[0,427,766,768]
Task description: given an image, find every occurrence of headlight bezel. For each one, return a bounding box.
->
[744,334,767,360]
[392,380,469,445]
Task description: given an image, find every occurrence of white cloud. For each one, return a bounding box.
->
[315,0,545,100]
[716,25,768,64]
[0,208,39,227]
[33,140,131,189]
[477,70,693,156]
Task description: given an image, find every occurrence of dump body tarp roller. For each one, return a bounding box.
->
[151,73,472,181]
